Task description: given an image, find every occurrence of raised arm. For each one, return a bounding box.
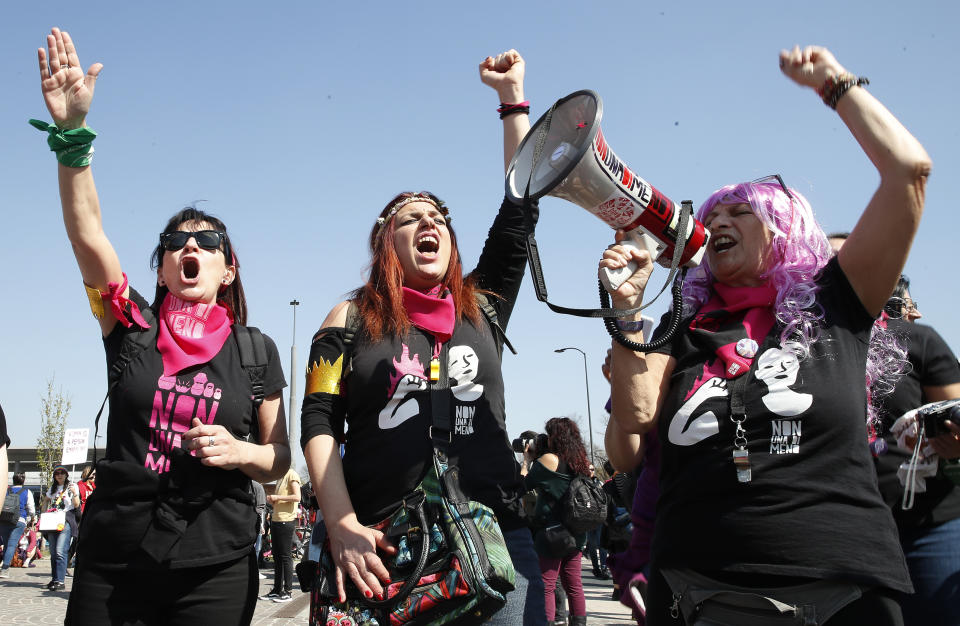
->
[479,49,530,172]
[601,235,676,436]
[779,46,931,316]
[37,28,120,336]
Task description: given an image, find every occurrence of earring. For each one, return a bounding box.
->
[158,277,166,286]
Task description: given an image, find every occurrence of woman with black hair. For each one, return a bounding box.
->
[524,417,592,626]
[33,28,289,624]
[875,277,960,625]
[40,466,79,591]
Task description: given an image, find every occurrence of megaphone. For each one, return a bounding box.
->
[505,90,710,291]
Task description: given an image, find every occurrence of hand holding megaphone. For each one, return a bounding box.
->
[599,231,656,303]
[600,230,663,292]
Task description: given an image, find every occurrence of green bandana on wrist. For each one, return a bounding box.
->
[28,119,97,167]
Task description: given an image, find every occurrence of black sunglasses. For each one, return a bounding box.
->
[159,230,227,253]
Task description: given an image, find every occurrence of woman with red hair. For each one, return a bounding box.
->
[301,50,546,624]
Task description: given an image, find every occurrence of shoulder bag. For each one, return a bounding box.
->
[304,340,516,625]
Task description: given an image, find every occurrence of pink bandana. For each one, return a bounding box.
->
[156,293,232,375]
[401,286,456,343]
[103,273,150,329]
[689,283,778,378]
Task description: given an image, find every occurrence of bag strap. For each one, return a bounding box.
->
[428,339,454,455]
[358,493,432,611]
[233,325,269,408]
[476,293,517,357]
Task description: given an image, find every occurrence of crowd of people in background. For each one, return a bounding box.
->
[1,24,958,626]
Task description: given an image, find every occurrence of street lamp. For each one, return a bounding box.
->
[554,347,595,466]
[289,300,300,468]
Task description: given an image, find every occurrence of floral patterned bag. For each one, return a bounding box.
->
[308,456,515,626]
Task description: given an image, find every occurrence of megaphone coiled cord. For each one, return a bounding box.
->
[600,268,687,352]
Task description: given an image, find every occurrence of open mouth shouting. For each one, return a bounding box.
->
[712,235,736,254]
[180,256,201,284]
[416,232,440,259]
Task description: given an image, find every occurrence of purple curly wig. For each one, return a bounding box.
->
[681,181,908,430]
[682,181,831,358]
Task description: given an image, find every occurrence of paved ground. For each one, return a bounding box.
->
[0,556,635,624]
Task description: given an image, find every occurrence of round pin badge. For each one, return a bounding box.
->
[735,338,759,359]
[870,438,888,457]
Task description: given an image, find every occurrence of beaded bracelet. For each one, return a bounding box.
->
[817,73,869,110]
[497,101,530,119]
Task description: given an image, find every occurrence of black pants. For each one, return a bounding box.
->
[64,552,257,625]
[270,520,295,594]
[646,569,904,626]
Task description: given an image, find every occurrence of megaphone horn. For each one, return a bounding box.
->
[505,90,710,291]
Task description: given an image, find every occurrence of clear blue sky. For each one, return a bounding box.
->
[2,1,956,473]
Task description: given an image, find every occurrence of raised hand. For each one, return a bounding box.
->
[38,28,103,129]
[778,45,846,91]
[599,230,656,308]
[479,49,525,102]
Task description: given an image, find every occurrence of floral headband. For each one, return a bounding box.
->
[376,193,450,232]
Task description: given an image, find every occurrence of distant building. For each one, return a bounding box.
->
[5,447,96,490]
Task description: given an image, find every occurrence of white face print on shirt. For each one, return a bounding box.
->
[448,345,484,402]
[755,345,812,417]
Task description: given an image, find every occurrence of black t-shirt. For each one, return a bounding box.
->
[301,197,535,529]
[81,288,286,569]
[649,258,911,593]
[876,320,960,528]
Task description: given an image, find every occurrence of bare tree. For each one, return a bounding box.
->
[36,378,71,488]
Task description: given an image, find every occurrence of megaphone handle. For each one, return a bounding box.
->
[599,231,662,292]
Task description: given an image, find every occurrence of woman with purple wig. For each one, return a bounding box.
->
[602,46,930,625]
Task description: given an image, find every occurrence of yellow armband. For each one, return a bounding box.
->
[305,355,343,396]
[84,283,105,320]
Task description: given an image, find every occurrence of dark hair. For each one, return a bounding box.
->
[544,417,591,477]
[149,207,247,325]
[826,231,850,241]
[49,468,72,495]
[13,472,25,486]
[883,275,912,317]
[354,191,484,341]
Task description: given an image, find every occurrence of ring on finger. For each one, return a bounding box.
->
[208,435,216,447]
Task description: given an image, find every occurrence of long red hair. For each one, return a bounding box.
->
[354,192,484,341]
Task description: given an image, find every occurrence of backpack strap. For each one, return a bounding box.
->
[341,301,361,378]
[233,325,269,444]
[475,293,517,357]
[233,325,268,408]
